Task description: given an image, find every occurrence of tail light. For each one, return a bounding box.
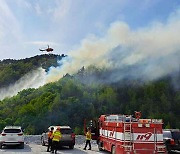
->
[170,139,175,145]
[71,133,75,138]
[157,145,166,152]
[1,133,6,136]
[18,133,23,136]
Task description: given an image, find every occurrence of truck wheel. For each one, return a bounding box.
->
[41,137,45,146]
[0,144,2,149]
[111,146,116,154]
[98,142,103,151]
[69,145,74,149]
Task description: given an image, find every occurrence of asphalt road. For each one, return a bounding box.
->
[0,143,109,154]
[1,144,180,154]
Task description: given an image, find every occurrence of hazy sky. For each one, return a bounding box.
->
[0,0,180,60]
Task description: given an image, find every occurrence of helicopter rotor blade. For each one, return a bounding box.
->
[39,49,45,51]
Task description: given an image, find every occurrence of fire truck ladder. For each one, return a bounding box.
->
[123,115,133,152]
[154,127,157,152]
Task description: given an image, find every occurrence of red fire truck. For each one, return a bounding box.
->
[84,112,166,154]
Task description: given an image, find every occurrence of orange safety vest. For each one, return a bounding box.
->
[52,131,62,142]
[48,131,53,139]
[86,131,91,140]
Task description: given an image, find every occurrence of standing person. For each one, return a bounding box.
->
[83,128,92,150]
[47,127,54,152]
[51,127,62,154]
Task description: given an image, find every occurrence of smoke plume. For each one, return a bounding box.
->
[46,9,180,84]
[1,9,180,100]
[0,68,46,100]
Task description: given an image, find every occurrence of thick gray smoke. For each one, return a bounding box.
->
[0,68,46,100]
[1,9,180,100]
[46,9,180,85]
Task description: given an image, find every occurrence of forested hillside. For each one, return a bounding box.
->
[0,54,65,88]
[0,65,179,134]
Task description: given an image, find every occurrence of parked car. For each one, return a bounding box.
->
[163,129,180,153]
[41,126,75,149]
[0,126,24,149]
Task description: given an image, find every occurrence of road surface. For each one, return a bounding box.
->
[0,143,109,154]
[1,143,180,154]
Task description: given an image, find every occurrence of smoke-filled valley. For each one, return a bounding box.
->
[0,53,179,134]
[0,9,180,100]
[0,67,179,134]
[46,10,180,86]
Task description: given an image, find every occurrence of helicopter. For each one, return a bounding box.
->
[39,45,53,52]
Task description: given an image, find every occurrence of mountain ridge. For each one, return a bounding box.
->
[0,54,65,88]
[0,55,179,134]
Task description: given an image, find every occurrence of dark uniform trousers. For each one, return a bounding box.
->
[84,139,91,150]
[47,138,52,151]
[51,141,59,153]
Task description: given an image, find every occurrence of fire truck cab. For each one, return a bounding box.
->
[85,112,166,154]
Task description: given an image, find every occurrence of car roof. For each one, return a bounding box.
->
[4,126,22,129]
[163,129,180,132]
[48,126,71,130]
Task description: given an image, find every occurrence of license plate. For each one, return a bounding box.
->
[7,138,15,141]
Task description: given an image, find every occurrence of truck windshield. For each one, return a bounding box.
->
[163,131,172,138]
[172,131,180,140]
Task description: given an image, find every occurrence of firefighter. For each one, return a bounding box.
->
[83,127,91,150]
[47,127,54,152]
[51,127,62,154]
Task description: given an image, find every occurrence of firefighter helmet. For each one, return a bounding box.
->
[135,111,141,119]
[56,127,61,131]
